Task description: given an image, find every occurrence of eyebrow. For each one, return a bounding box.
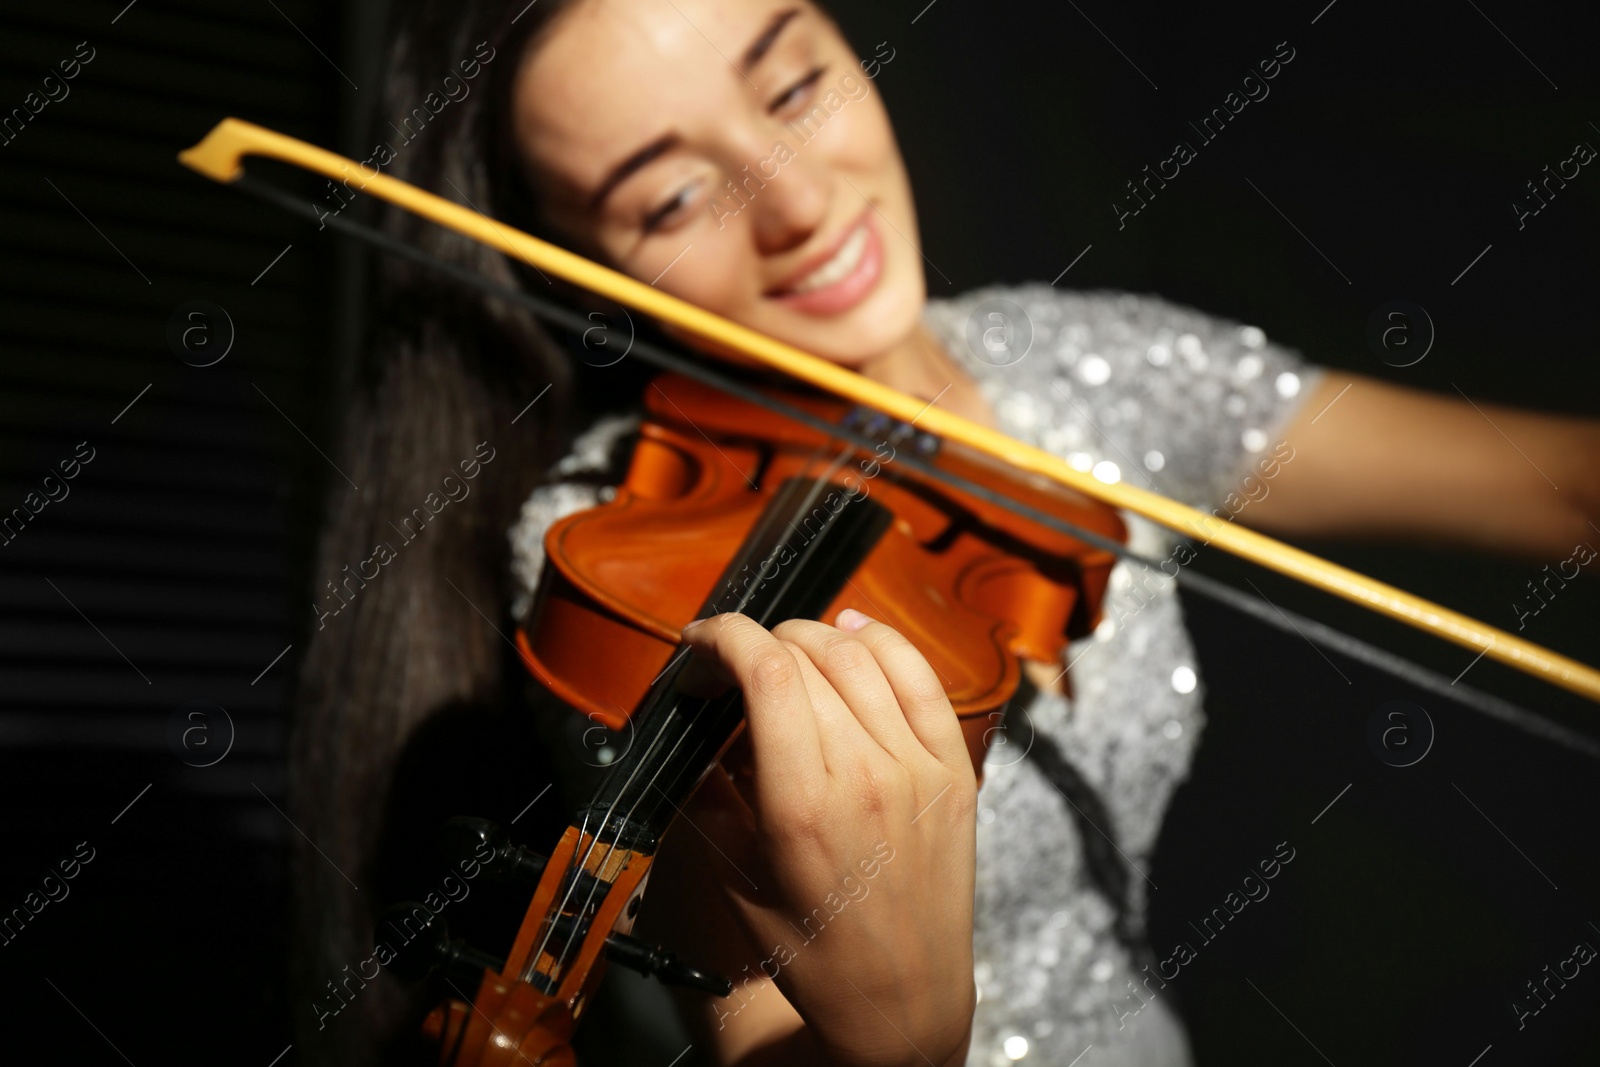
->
[740,7,801,71]
[587,133,681,212]
[587,8,803,213]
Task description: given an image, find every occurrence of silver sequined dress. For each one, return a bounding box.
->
[508,284,1323,1066]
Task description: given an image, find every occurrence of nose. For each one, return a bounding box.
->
[746,151,831,257]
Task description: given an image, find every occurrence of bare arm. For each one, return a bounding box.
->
[1246,373,1600,559]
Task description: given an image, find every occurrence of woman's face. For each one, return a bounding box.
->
[511,0,924,367]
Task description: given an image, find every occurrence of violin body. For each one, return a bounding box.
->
[516,371,1128,775]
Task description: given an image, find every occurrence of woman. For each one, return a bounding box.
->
[291,1,1600,1065]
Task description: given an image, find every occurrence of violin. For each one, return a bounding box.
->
[174,119,1600,1065]
[393,366,1125,1064]
[517,370,1125,771]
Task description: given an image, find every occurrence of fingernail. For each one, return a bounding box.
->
[836,608,874,632]
[681,618,707,635]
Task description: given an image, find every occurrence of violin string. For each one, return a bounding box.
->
[533,456,848,984]
[530,694,712,984]
[588,448,879,941]
[541,443,881,964]
[524,692,705,982]
[533,454,854,985]
[630,445,865,833]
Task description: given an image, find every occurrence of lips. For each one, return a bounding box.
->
[786,224,870,293]
[766,208,885,316]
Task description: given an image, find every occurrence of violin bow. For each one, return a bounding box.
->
[179,117,1600,705]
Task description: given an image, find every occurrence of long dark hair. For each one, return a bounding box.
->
[289,2,1143,1063]
[288,4,581,1064]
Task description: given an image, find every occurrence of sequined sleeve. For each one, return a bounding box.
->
[923,283,1326,513]
[507,413,641,620]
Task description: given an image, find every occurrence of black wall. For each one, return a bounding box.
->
[0,0,363,1062]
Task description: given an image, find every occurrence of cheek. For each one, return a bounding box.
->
[819,93,903,187]
[626,226,761,318]
[828,97,920,271]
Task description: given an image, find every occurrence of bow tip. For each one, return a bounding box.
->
[178,117,258,183]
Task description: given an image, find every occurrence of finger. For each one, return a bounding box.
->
[834,608,970,773]
[771,618,922,765]
[680,613,825,806]
[773,636,880,771]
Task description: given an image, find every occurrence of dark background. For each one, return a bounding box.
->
[1,0,1596,1064]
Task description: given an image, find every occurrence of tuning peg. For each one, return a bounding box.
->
[378,901,505,984]
[441,816,548,887]
[603,932,733,997]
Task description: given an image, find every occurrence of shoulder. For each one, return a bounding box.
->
[923,281,1319,421]
[924,282,1302,378]
[924,282,1323,509]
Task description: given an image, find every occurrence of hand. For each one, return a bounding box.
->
[676,609,979,1067]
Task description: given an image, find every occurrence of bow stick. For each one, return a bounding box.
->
[179,117,1600,705]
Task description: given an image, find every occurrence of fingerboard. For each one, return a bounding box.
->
[576,473,892,852]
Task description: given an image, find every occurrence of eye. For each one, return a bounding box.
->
[768,65,826,115]
[642,182,699,233]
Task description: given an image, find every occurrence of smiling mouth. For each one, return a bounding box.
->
[764,208,884,315]
[775,221,870,295]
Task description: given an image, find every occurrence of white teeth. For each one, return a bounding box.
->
[790,224,868,294]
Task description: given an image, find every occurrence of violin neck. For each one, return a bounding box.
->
[580,475,892,848]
